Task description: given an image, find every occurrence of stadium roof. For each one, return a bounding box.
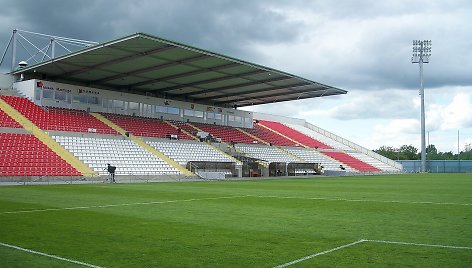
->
[12,33,347,107]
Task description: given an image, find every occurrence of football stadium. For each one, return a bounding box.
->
[0,30,471,267]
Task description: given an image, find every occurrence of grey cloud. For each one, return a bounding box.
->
[245,89,419,121]
[0,0,305,71]
[328,90,419,120]
[1,0,471,92]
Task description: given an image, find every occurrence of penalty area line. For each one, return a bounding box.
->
[0,242,102,268]
[244,194,472,206]
[272,239,366,268]
[273,238,472,267]
[365,239,472,250]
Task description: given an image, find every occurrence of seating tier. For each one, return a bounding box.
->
[102,113,192,140]
[147,140,235,166]
[246,125,298,146]
[0,96,117,134]
[0,108,21,128]
[190,122,256,144]
[257,120,332,149]
[323,151,380,172]
[286,123,352,150]
[0,133,81,176]
[284,147,355,172]
[53,135,181,176]
[347,152,399,171]
[235,144,298,165]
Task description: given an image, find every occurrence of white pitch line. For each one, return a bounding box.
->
[0,241,102,268]
[273,240,366,268]
[272,238,472,267]
[365,239,472,250]
[0,195,246,215]
[243,194,472,206]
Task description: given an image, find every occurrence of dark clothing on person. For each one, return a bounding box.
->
[107,164,116,183]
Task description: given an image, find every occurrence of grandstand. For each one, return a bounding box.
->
[0,32,402,181]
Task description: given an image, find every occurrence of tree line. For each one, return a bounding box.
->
[373,144,472,160]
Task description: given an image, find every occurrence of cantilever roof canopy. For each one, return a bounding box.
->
[12,33,347,107]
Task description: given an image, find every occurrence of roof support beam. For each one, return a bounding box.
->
[152,69,267,93]
[214,86,329,105]
[92,54,209,84]
[195,81,311,101]
[129,62,240,88]
[55,45,175,79]
[178,76,294,99]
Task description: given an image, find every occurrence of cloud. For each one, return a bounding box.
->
[325,90,418,120]
[370,119,419,147]
[245,89,419,120]
[249,1,472,90]
[427,91,472,130]
[0,0,307,72]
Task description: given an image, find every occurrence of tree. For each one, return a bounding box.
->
[426,144,441,160]
[374,144,472,160]
[374,146,398,160]
[399,145,419,160]
[461,143,472,160]
[460,150,472,160]
[426,144,437,154]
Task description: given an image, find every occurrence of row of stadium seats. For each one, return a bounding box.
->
[347,152,399,171]
[257,120,332,149]
[284,147,356,172]
[0,96,117,134]
[0,109,21,128]
[0,167,80,177]
[249,124,297,146]
[169,121,203,140]
[189,122,256,144]
[235,144,298,166]
[146,140,236,166]
[286,123,353,150]
[101,113,193,140]
[323,151,380,172]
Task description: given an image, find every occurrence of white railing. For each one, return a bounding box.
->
[303,122,403,170]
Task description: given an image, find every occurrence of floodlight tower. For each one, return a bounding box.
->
[412,40,431,172]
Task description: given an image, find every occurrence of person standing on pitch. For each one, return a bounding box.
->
[107,163,116,183]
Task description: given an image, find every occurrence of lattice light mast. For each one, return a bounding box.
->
[412,40,431,172]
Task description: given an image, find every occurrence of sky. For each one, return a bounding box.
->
[0,0,471,152]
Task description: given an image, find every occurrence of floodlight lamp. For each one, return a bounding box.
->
[18,61,28,68]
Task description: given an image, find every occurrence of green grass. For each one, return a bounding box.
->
[0,173,471,267]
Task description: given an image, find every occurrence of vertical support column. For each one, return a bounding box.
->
[51,38,56,58]
[419,59,426,172]
[11,29,17,71]
[412,40,431,173]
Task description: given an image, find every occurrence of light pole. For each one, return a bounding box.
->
[412,40,432,172]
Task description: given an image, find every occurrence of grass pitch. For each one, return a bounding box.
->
[0,173,471,267]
